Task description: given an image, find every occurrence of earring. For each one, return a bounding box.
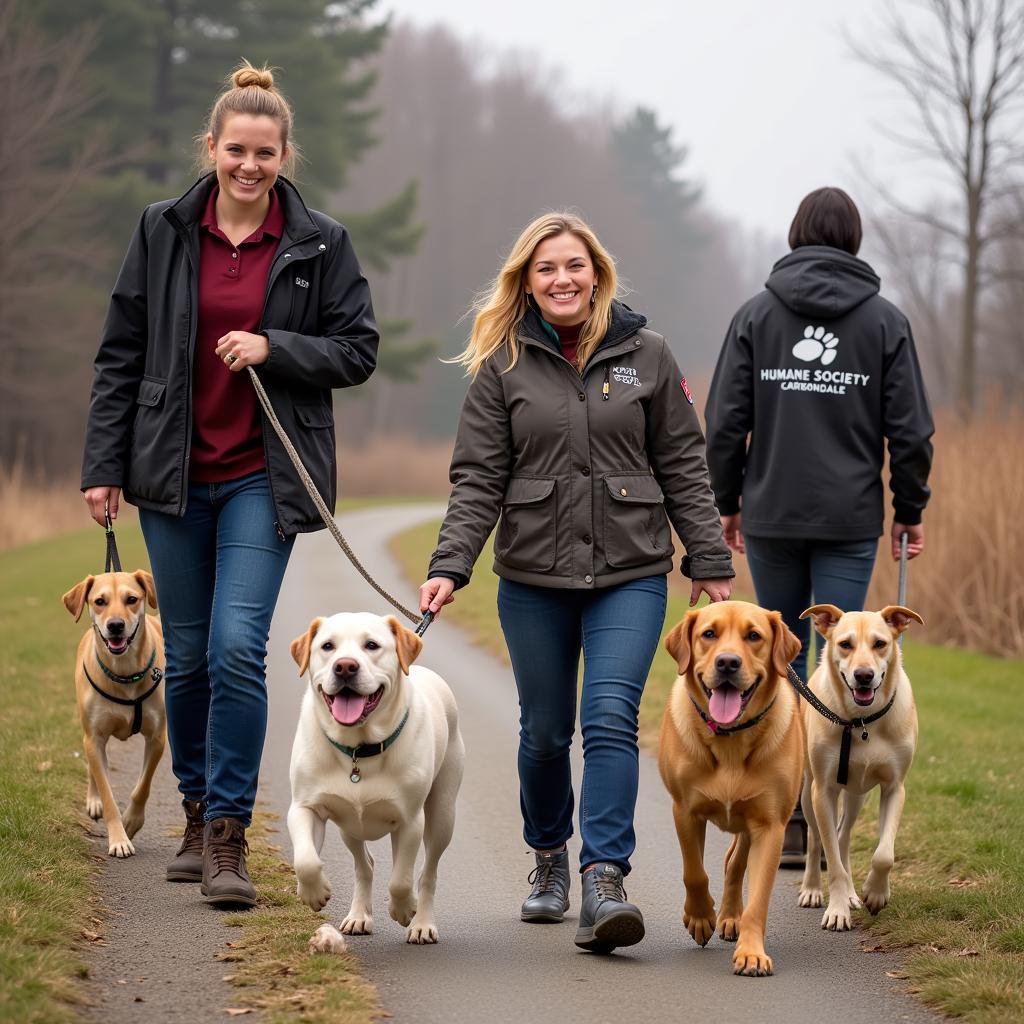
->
[591,285,598,306]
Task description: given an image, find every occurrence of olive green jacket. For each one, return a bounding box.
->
[429,302,733,590]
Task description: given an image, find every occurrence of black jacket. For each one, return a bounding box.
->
[705,246,933,539]
[81,174,379,535]
[428,301,733,589]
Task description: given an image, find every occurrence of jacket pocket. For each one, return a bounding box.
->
[602,473,672,568]
[495,476,557,572]
[295,404,334,429]
[135,376,167,408]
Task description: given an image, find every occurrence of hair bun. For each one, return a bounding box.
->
[232,62,274,91]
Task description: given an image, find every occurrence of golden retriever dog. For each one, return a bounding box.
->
[288,612,464,944]
[62,571,166,858]
[658,600,803,977]
[797,605,923,931]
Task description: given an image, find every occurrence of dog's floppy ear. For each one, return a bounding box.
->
[879,605,924,634]
[770,611,802,678]
[387,616,423,676]
[800,604,844,639]
[290,617,323,677]
[62,575,95,622]
[664,609,700,673]
[134,570,158,610]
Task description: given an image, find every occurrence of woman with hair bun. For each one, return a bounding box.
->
[81,61,379,906]
[420,213,733,952]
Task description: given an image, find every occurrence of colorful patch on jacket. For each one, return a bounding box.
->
[680,376,694,404]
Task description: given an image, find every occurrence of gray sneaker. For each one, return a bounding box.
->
[574,863,644,952]
[521,848,570,923]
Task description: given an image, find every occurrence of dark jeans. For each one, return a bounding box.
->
[496,574,667,875]
[743,535,878,683]
[139,471,294,825]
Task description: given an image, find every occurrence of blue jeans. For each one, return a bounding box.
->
[496,575,668,875]
[139,471,294,825]
[743,536,877,684]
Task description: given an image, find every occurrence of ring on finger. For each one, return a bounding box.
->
[226,353,238,365]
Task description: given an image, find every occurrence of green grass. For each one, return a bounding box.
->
[0,508,387,1024]
[391,516,1024,1024]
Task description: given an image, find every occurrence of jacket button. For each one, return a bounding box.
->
[582,534,592,544]
[620,487,628,496]
[284,253,292,259]
[581,466,590,476]
[319,243,326,251]
[577,392,586,402]
[584,574,593,584]
[635,339,641,346]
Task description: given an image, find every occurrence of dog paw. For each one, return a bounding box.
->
[821,901,853,931]
[308,924,348,955]
[683,910,716,947]
[733,947,774,977]
[339,912,373,935]
[86,798,103,820]
[717,917,740,942]
[406,918,439,944]
[123,807,144,839]
[388,891,417,927]
[108,834,135,858]
[862,877,890,915]
[296,868,332,912]
[798,887,823,908]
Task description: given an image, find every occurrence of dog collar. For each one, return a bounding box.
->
[83,663,163,736]
[94,649,160,687]
[320,707,411,784]
[785,666,898,785]
[690,694,776,735]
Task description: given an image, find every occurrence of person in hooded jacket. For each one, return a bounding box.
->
[419,212,734,953]
[80,62,378,905]
[704,186,933,866]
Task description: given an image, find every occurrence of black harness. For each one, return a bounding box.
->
[785,666,897,785]
[84,651,163,736]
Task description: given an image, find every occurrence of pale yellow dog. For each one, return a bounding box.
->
[797,604,923,930]
[63,571,166,858]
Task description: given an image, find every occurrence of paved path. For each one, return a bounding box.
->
[259,504,938,1024]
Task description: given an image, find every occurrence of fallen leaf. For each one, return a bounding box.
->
[225,1009,253,1017]
[133,996,144,1003]
[955,948,980,957]
[948,877,978,889]
[222,975,236,982]
[885,970,908,979]
[81,930,102,942]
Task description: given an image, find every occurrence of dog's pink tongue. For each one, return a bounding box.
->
[709,684,743,724]
[330,691,368,726]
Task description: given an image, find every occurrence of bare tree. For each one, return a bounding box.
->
[854,0,1024,416]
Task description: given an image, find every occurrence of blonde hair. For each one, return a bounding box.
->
[196,60,299,177]
[454,212,619,377]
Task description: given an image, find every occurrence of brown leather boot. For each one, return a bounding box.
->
[779,817,807,869]
[166,799,206,882]
[201,817,256,908]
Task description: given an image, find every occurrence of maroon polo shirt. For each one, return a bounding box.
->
[189,186,284,483]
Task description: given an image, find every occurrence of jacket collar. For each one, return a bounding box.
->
[520,299,648,356]
[163,173,321,246]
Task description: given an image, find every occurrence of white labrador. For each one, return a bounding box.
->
[287,612,464,944]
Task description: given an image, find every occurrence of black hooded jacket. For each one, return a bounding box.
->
[81,174,379,535]
[705,246,933,540]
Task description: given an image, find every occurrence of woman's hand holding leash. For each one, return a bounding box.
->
[216,330,269,370]
[84,486,121,528]
[420,577,456,617]
[892,522,924,560]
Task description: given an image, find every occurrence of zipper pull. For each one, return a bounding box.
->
[602,364,610,400]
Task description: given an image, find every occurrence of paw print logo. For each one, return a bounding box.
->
[793,326,839,365]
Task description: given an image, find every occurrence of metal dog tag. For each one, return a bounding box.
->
[350,763,361,784]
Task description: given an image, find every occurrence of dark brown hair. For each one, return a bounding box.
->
[195,60,298,176]
[788,187,862,255]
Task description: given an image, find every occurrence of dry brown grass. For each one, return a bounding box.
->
[337,435,452,497]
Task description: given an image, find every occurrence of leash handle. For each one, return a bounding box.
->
[414,609,434,637]
[897,530,908,649]
[104,502,122,573]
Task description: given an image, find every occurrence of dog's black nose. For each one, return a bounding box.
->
[715,653,741,675]
[107,618,125,636]
[853,667,875,686]
[332,658,359,679]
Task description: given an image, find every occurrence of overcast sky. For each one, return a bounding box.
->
[382,0,952,240]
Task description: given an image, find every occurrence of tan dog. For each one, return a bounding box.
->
[658,600,803,977]
[797,605,923,931]
[62,571,166,858]
[288,612,464,944]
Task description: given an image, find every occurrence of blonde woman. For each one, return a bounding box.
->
[420,213,733,952]
[81,62,378,905]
